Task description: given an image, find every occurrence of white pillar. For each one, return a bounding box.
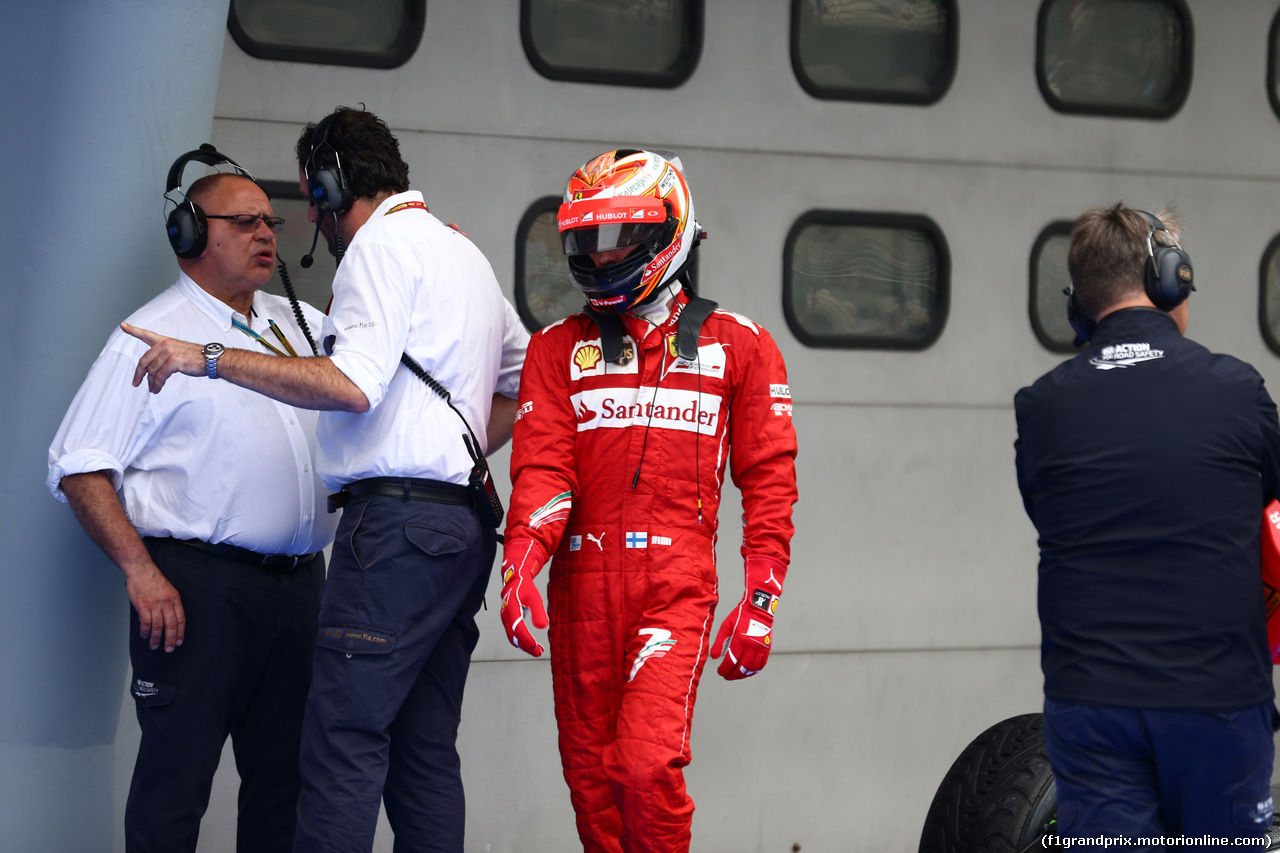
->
[0,1,229,848]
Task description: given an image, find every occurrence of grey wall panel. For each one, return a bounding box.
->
[779,404,1039,653]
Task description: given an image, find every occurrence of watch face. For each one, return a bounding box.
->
[203,342,225,379]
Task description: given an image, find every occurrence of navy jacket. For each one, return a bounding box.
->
[1015,307,1280,711]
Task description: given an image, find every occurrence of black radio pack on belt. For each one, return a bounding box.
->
[463,434,505,529]
[399,352,505,530]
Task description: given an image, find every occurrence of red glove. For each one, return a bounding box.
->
[712,555,787,681]
[500,538,549,657]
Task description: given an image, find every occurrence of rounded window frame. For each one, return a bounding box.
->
[1034,0,1194,120]
[788,0,958,105]
[1257,233,1280,357]
[782,209,951,351]
[519,0,704,89]
[1029,220,1078,354]
[1267,8,1280,122]
[227,0,426,70]
[514,196,569,333]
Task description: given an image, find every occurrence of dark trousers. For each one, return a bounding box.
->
[126,538,324,853]
[1044,698,1276,850]
[292,497,495,853]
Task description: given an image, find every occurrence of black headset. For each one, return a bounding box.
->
[164,144,257,259]
[1137,210,1195,310]
[304,114,351,216]
[1065,209,1195,345]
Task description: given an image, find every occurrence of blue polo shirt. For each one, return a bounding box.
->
[1015,307,1280,711]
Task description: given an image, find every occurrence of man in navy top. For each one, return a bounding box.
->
[1015,203,1280,846]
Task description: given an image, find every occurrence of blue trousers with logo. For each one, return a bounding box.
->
[1043,698,1276,851]
[292,496,494,853]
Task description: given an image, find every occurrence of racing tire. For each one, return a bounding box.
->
[919,712,1059,853]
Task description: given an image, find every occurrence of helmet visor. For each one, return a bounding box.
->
[557,197,669,256]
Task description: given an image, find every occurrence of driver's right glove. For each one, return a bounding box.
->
[499,538,549,657]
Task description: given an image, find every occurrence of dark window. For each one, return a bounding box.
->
[790,0,957,104]
[258,180,337,328]
[1037,0,1192,119]
[228,0,424,69]
[1029,221,1078,353]
[783,210,949,350]
[515,198,581,333]
[1259,234,1280,357]
[521,0,703,88]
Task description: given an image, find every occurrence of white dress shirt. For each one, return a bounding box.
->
[48,272,337,556]
[318,191,529,490]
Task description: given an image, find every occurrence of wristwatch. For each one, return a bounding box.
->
[202,342,226,379]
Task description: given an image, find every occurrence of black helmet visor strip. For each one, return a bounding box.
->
[561,221,670,256]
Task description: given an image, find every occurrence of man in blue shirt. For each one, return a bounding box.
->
[1015,203,1280,846]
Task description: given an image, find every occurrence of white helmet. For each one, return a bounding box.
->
[557,149,701,314]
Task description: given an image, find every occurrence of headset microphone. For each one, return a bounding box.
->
[300,218,321,268]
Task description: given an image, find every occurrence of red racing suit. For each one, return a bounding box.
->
[506,290,797,853]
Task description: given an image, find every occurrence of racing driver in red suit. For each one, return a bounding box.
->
[499,148,798,853]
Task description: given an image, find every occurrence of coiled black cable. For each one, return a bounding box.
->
[399,352,483,451]
[276,259,318,355]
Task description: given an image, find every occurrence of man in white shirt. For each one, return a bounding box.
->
[123,108,530,853]
[49,149,337,853]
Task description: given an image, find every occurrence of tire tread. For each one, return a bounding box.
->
[919,713,1057,853]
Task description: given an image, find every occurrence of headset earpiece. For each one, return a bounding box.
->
[164,143,257,259]
[1137,210,1195,311]
[1064,287,1095,346]
[305,115,351,216]
[166,200,207,259]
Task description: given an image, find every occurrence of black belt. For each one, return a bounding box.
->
[173,538,319,572]
[328,476,474,513]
